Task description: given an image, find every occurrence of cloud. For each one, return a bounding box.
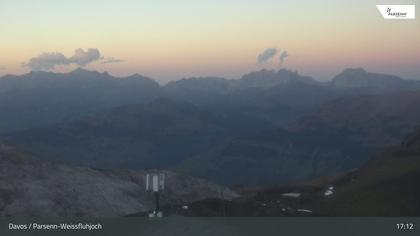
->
[101,57,124,64]
[0,65,5,70]
[256,47,290,68]
[25,48,102,71]
[257,48,278,65]
[279,50,289,66]
[68,48,101,66]
[26,52,68,70]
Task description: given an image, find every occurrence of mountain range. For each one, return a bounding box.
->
[1,68,420,186]
[0,69,160,133]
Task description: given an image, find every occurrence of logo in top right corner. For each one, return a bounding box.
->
[377,5,415,19]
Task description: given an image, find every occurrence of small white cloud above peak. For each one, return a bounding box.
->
[257,47,290,68]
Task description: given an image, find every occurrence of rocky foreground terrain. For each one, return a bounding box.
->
[0,142,237,217]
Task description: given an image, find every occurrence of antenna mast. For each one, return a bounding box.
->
[145,172,165,218]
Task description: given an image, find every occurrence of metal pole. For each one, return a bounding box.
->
[154,191,160,213]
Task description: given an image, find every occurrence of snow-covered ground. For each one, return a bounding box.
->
[324,186,334,196]
[281,193,301,198]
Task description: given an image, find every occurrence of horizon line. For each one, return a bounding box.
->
[0,67,412,85]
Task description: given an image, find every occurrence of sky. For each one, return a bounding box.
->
[0,0,419,83]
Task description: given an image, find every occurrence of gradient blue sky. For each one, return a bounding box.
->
[0,0,419,82]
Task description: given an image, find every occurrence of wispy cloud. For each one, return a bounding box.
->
[24,48,101,71]
[101,57,124,64]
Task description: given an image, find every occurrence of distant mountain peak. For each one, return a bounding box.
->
[70,67,101,75]
[125,73,150,80]
[29,70,54,75]
[238,69,316,89]
[277,68,299,74]
[341,68,367,75]
[241,69,308,80]
[331,68,407,90]
[26,70,57,78]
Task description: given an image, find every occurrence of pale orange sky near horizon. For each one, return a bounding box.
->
[0,0,419,82]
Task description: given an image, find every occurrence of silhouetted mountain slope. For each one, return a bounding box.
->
[316,127,420,216]
[164,77,232,103]
[231,82,334,107]
[2,67,418,134]
[0,69,161,133]
[293,90,420,147]
[175,128,371,186]
[0,69,325,134]
[164,72,343,126]
[7,93,383,186]
[234,69,319,89]
[331,68,420,91]
[2,68,420,187]
[163,68,420,127]
[164,69,319,97]
[188,83,341,130]
[0,142,237,217]
[163,69,325,104]
[162,128,420,217]
[5,98,274,170]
